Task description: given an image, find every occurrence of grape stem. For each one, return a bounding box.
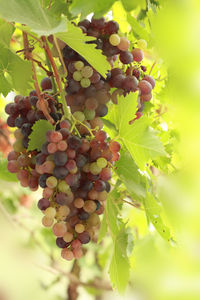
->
[149,61,156,75]
[22,31,55,124]
[72,116,95,138]
[41,36,71,120]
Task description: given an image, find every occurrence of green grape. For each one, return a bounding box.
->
[84,109,95,120]
[74,60,84,71]
[73,111,85,122]
[89,162,102,175]
[80,78,91,88]
[58,180,70,193]
[81,66,93,78]
[137,39,147,49]
[97,157,107,168]
[73,71,82,81]
[13,139,25,152]
[44,207,56,218]
[109,33,120,46]
[46,176,58,188]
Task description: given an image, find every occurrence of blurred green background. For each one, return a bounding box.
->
[1,0,200,299]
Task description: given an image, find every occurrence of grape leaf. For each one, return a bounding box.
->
[104,93,166,170]
[121,0,145,11]
[0,158,17,182]
[127,14,152,45]
[115,150,146,200]
[69,0,115,19]
[105,189,121,237]
[98,214,107,243]
[0,43,32,96]
[144,192,173,241]
[109,226,130,292]
[0,20,15,47]
[55,22,110,78]
[28,120,54,151]
[0,0,66,35]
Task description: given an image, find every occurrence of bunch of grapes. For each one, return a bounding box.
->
[5,17,156,261]
[5,78,61,191]
[61,17,155,127]
[36,123,120,260]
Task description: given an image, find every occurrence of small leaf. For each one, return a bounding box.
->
[109,226,130,292]
[115,150,146,200]
[127,14,152,45]
[0,0,66,35]
[69,0,115,19]
[0,20,15,47]
[56,22,110,78]
[0,158,17,182]
[98,214,107,243]
[28,120,54,151]
[121,0,145,11]
[144,192,172,241]
[105,189,121,237]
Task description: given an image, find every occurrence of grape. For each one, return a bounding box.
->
[138,80,152,94]
[123,76,138,92]
[78,19,90,29]
[80,78,91,88]
[142,75,155,89]
[132,68,141,79]
[88,189,98,200]
[52,222,67,237]
[53,151,68,166]
[96,104,108,117]
[56,192,69,205]
[73,71,82,81]
[111,74,125,88]
[60,120,71,129]
[57,205,70,220]
[89,162,102,175]
[73,111,85,122]
[45,207,56,218]
[95,130,107,142]
[53,166,68,179]
[105,21,119,34]
[7,160,19,173]
[90,72,101,84]
[56,237,69,248]
[119,51,133,64]
[84,108,95,120]
[57,140,68,151]
[76,154,87,168]
[77,231,90,244]
[97,191,108,201]
[38,198,50,210]
[73,248,83,259]
[63,232,73,243]
[111,88,124,104]
[111,152,120,162]
[61,248,74,260]
[74,60,84,70]
[21,123,32,136]
[41,77,52,90]
[140,93,152,102]
[42,216,54,227]
[87,213,100,226]
[58,180,70,193]
[132,48,144,62]
[91,17,105,29]
[109,140,121,152]
[36,153,47,165]
[109,34,120,46]
[66,79,81,94]
[100,168,112,181]
[85,98,98,110]
[90,117,103,130]
[30,96,38,107]
[75,224,85,233]
[117,37,130,51]
[81,66,93,78]
[141,65,147,72]
[43,187,54,198]
[74,198,84,208]
[78,209,90,220]
[94,180,106,192]
[97,157,107,168]
[83,200,97,213]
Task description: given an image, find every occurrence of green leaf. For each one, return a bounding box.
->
[115,150,146,200]
[144,192,172,241]
[105,189,121,237]
[28,120,54,151]
[55,22,110,78]
[98,214,107,243]
[2,197,17,214]
[0,158,17,182]
[127,14,152,45]
[0,0,66,35]
[69,0,115,19]
[121,0,145,12]
[121,116,167,170]
[0,20,15,47]
[0,43,32,96]
[109,226,130,292]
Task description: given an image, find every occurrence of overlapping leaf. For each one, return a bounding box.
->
[28,120,54,151]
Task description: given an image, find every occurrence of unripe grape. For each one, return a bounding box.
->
[80,78,91,88]
[97,157,107,168]
[58,180,70,193]
[44,207,56,218]
[74,60,84,71]
[46,176,58,188]
[87,213,100,226]
[84,109,95,120]
[89,162,102,175]
[81,66,93,78]
[137,39,147,49]
[57,205,70,220]
[73,71,82,81]
[109,33,120,46]
[73,111,85,122]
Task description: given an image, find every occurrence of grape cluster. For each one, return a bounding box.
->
[61,17,155,126]
[5,78,61,190]
[36,123,120,260]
